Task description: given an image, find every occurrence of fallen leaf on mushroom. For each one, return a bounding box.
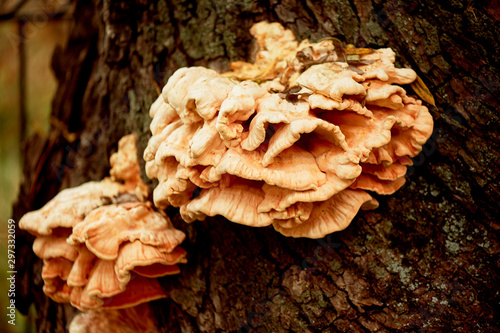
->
[19,134,187,311]
[145,21,434,239]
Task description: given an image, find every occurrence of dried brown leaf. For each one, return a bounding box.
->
[410,75,436,106]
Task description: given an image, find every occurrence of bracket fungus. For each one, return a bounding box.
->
[19,134,187,311]
[145,22,434,239]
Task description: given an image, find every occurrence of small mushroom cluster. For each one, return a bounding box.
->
[144,22,434,238]
[20,134,186,310]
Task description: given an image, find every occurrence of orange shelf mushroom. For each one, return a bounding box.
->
[20,134,187,311]
[144,22,434,239]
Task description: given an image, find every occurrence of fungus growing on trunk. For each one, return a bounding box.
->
[19,134,187,310]
[145,22,434,238]
[68,303,158,333]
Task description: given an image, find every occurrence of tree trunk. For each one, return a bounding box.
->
[14,0,499,331]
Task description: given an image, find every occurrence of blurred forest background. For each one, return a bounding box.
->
[0,1,73,331]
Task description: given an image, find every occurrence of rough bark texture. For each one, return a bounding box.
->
[14,0,499,332]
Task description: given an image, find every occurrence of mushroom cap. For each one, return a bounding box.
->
[144,119,183,165]
[33,236,79,261]
[42,258,73,281]
[116,241,187,280]
[19,181,126,236]
[109,134,148,197]
[203,145,327,191]
[96,275,167,310]
[155,122,199,167]
[180,178,273,227]
[189,118,227,166]
[162,67,219,124]
[183,77,236,121]
[297,63,366,101]
[43,276,73,303]
[216,81,268,143]
[229,21,299,80]
[358,48,418,85]
[67,246,96,288]
[273,189,379,238]
[68,202,185,261]
[71,273,167,311]
[245,94,348,166]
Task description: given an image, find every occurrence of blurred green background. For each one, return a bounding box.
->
[1,1,73,331]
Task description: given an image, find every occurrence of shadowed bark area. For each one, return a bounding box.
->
[14,0,499,331]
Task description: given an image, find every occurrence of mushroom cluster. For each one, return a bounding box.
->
[19,134,187,310]
[144,22,434,239]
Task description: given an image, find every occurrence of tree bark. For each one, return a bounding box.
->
[14,0,499,332]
